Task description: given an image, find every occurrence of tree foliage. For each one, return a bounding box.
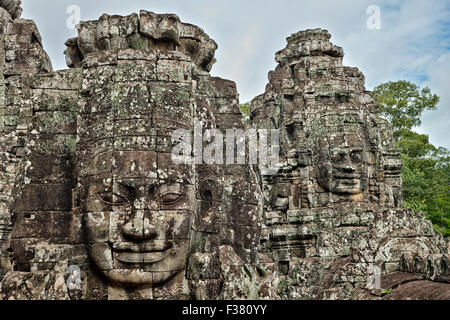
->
[239,102,251,124]
[374,81,449,237]
[373,80,440,134]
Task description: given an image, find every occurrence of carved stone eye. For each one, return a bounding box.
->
[331,151,345,163]
[160,193,184,206]
[96,193,129,205]
[350,151,363,163]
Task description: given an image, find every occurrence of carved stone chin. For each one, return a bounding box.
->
[108,270,165,287]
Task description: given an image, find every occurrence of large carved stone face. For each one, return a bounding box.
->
[82,150,194,287]
[315,147,370,196]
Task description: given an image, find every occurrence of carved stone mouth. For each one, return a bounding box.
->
[334,174,364,179]
[112,243,171,253]
[334,177,366,185]
[113,250,172,264]
[338,179,360,185]
[111,242,172,263]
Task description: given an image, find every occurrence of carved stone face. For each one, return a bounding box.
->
[82,150,194,287]
[64,38,82,68]
[315,147,370,196]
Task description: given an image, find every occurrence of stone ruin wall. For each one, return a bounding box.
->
[0,0,56,291]
[0,1,448,300]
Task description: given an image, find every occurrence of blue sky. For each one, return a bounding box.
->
[21,0,450,149]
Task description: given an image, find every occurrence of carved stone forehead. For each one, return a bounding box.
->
[88,175,190,189]
[84,149,194,183]
[304,112,380,150]
[78,80,193,138]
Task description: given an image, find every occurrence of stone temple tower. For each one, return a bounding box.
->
[251,29,449,299]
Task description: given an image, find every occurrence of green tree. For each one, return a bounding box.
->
[239,102,251,124]
[373,81,439,136]
[374,81,449,237]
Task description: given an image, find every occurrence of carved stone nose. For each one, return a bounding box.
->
[122,213,158,241]
[143,218,159,239]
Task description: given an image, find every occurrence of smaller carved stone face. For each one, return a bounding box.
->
[0,0,22,19]
[315,147,370,196]
[64,38,82,68]
[83,151,194,287]
[140,11,181,49]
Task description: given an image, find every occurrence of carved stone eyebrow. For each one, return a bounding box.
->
[114,180,188,199]
[116,179,156,189]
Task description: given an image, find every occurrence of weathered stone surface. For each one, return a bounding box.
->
[3,18,52,75]
[0,7,448,300]
[2,263,71,300]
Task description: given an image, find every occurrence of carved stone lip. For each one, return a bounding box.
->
[112,242,171,253]
[113,250,172,264]
[112,242,173,263]
[334,175,365,180]
[338,179,361,185]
